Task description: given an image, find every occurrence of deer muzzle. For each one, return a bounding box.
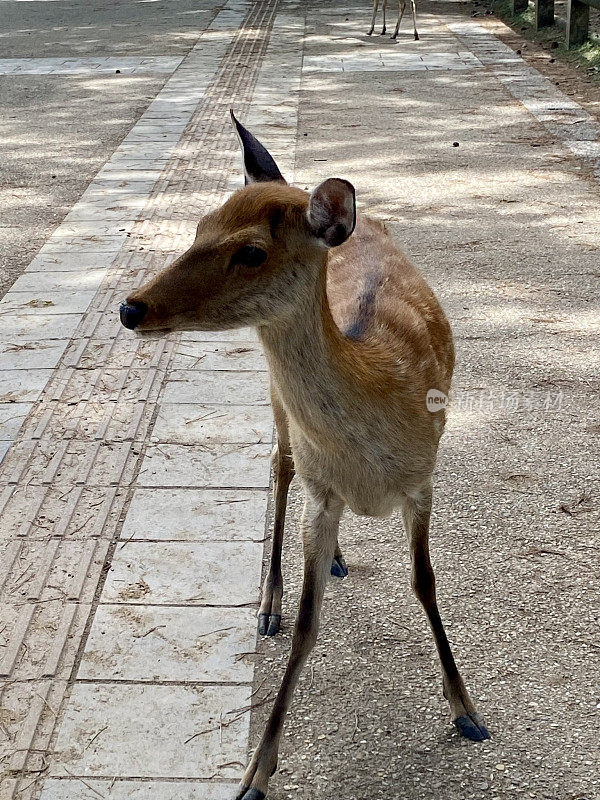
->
[119,300,148,330]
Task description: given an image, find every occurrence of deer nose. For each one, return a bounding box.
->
[119,300,148,330]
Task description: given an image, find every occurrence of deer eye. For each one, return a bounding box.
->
[231,245,267,270]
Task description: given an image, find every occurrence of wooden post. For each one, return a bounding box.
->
[566,0,590,47]
[511,0,529,12]
[535,0,555,27]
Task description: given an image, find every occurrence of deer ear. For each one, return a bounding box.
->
[230,109,286,185]
[307,178,356,247]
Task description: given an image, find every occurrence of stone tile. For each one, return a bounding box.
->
[81,181,158,198]
[171,340,266,371]
[0,339,69,370]
[79,605,257,682]
[105,155,170,170]
[102,541,262,605]
[180,327,258,343]
[120,488,268,542]
[9,270,108,294]
[95,166,165,182]
[0,369,54,403]
[0,313,81,341]
[137,443,271,488]
[49,683,251,779]
[42,233,128,254]
[27,251,113,271]
[0,291,96,315]
[152,403,272,445]
[123,130,183,144]
[0,403,32,439]
[0,57,183,76]
[40,779,237,800]
[44,220,126,238]
[64,205,142,223]
[162,371,269,405]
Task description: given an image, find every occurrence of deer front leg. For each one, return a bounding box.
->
[236,486,344,800]
[258,443,293,636]
[367,0,379,34]
[258,392,294,637]
[402,484,489,741]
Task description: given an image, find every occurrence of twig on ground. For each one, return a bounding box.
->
[351,710,359,742]
[133,625,166,639]
[62,767,106,799]
[185,693,273,744]
[84,725,109,752]
[196,626,235,639]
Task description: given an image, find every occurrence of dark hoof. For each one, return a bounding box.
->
[258,613,281,637]
[380,27,387,34]
[390,34,398,39]
[414,33,420,40]
[367,29,373,35]
[330,555,349,578]
[239,790,265,800]
[454,713,490,741]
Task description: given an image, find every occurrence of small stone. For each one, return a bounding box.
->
[495,763,505,771]
[453,142,460,147]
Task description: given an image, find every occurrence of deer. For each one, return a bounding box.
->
[368,0,420,41]
[119,111,489,800]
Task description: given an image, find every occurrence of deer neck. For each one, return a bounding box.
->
[258,258,358,440]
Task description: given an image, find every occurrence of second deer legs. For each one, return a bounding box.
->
[402,485,489,740]
[367,0,388,35]
[391,0,406,38]
[410,0,419,40]
[391,0,419,39]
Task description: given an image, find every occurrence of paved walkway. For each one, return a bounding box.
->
[0,1,599,799]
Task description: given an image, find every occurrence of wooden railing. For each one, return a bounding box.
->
[510,0,599,47]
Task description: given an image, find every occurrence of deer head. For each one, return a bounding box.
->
[119,111,356,333]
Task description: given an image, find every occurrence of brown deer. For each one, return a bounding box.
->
[368,0,420,41]
[120,111,489,800]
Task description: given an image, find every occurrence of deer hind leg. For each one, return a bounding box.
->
[258,391,294,637]
[367,0,379,35]
[402,484,489,741]
[391,0,406,38]
[237,485,344,800]
[410,0,419,40]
